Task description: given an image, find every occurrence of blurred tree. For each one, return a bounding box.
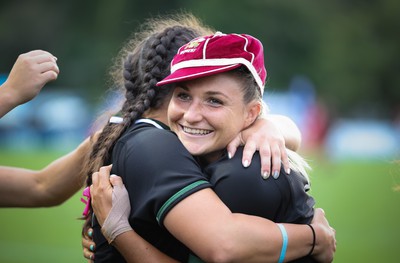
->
[1,0,398,118]
[0,0,183,105]
[312,0,400,118]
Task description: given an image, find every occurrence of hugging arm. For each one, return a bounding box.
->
[0,136,91,207]
[89,166,335,263]
[164,189,334,262]
[112,231,179,263]
[0,50,59,118]
[227,114,302,179]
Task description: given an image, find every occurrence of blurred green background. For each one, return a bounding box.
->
[1,1,400,262]
[0,151,399,262]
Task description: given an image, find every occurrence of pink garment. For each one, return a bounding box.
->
[80,186,91,216]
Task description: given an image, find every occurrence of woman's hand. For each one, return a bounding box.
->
[2,50,59,106]
[310,208,337,262]
[90,165,132,243]
[90,165,114,226]
[82,228,96,262]
[227,116,291,179]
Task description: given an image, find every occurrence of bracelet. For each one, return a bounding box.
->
[277,224,288,263]
[307,224,316,256]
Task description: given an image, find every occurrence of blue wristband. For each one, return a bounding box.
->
[277,224,288,263]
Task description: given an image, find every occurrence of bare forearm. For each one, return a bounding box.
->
[266,114,302,151]
[112,231,179,263]
[165,191,314,263]
[213,214,313,263]
[0,137,90,207]
[0,83,19,118]
[112,218,313,263]
[0,166,42,207]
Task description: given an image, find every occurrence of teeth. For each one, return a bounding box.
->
[183,126,212,135]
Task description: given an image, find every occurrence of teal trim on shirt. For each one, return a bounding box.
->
[156,180,209,224]
[188,254,205,263]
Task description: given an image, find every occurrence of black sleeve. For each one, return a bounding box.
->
[112,127,212,226]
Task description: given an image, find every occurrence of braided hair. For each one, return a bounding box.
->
[82,13,214,235]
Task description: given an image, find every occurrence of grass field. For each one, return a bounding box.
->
[0,150,399,263]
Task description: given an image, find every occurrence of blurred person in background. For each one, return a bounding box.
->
[0,50,59,118]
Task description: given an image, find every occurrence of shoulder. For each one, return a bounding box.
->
[205,148,285,217]
[111,124,200,179]
[115,124,186,156]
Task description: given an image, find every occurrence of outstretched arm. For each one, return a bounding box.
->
[0,136,91,207]
[0,50,59,118]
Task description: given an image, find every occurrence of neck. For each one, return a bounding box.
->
[198,150,225,165]
[143,93,172,125]
[143,109,168,125]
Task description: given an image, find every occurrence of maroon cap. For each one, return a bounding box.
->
[156,32,266,95]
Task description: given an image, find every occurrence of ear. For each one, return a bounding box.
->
[243,101,262,129]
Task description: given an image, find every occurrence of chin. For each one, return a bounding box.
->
[187,148,205,156]
[183,144,206,156]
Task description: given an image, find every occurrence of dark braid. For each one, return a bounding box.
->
[82,25,202,235]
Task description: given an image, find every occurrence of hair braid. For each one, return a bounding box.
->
[81,14,214,236]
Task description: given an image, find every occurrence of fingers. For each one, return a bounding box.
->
[37,61,59,75]
[82,242,95,261]
[35,55,59,83]
[29,52,57,63]
[40,70,58,83]
[315,208,327,220]
[313,208,331,229]
[313,208,325,221]
[91,171,99,187]
[19,50,59,85]
[258,142,287,180]
[82,228,95,261]
[258,145,272,179]
[90,165,114,226]
[226,135,242,159]
[98,165,112,188]
[109,174,123,187]
[24,49,57,61]
[241,139,257,168]
[91,166,113,205]
[270,145,281,179]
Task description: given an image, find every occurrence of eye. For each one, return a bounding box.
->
[176,91,191,101]
[207,97,223,106]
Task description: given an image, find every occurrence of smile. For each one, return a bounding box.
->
[182,125,212,135]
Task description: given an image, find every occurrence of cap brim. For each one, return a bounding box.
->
[156,64,240,87]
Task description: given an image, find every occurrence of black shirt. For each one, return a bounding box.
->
[93,119,316,262]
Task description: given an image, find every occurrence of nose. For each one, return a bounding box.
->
[184,100,203,123]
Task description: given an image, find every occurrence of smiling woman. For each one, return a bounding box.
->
[161,32,264,163]
[168,69,262,162]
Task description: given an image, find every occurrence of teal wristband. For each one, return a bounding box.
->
[277,224,288,263]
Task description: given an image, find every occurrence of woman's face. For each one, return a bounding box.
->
[168,73,260,162]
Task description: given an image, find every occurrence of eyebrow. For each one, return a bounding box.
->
[178,84,230,99]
